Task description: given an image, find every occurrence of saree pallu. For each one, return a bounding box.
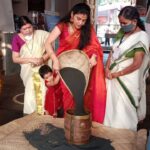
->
[20,30,49,114]
[104,31,150,131]
[56,23,106,123]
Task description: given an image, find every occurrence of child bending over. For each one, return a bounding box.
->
[39,65,63,117]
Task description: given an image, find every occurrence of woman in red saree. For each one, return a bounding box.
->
[45,3,106,123]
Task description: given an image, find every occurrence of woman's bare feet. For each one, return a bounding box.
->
[44,110,49,115]
[53,112,57,118]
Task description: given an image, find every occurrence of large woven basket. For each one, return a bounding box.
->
[58,49,91,92]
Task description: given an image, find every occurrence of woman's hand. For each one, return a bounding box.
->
[106,71,123,79]
[30,58,43,67]
[89,54,97,68]
[52,59,60,71]
[37,57,45,66]
[111,72,121,78]
[105,68,113,79]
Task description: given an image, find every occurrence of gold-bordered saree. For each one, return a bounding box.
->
[20,30,49,115]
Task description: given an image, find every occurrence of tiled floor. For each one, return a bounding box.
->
[0,73,150,131]
[0,73,23,125]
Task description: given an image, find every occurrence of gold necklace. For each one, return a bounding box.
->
[69,23,75,34]
[69,23,80,39]
[25,34,34,54]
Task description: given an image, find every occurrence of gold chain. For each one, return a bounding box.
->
[25,34,34,55]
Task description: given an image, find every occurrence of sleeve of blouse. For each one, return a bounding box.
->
[11,35,20,52]
[57,23,64,32]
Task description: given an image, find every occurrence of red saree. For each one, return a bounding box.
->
[56,23,106,123]
[44,80,63,116]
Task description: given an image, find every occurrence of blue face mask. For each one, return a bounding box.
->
[140,17,146,23]
[121,24,135,33]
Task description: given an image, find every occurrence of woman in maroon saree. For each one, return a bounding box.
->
[45,3,106,123]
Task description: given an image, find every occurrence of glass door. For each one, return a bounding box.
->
[95,0,136,64]
[96,0,136,49]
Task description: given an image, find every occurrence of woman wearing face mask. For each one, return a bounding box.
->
[11,16,50,115]
[45,3,106,123]
[104,6,150,131]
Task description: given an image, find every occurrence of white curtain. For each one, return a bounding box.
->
[0,0,14,32]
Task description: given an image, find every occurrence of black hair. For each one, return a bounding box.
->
[39,65,52,79]
[17,16,33,31]
[58,3,91,50]
[118,6,145,31]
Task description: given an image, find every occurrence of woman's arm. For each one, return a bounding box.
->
[45,26,61,71]
[12,51,40,65]
[89,54,97,68]
[111,51,145,78]
[53,74,60,85]
[105,51,112,70]
[41,52,50,64]
[105,51,113,79]
[12,34,45,66]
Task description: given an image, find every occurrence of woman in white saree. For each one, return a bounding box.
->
[104,6,150,131]
[11,16,49,115]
